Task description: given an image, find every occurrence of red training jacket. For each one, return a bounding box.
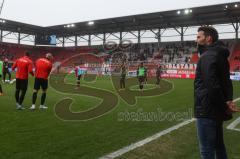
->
[35,58,52,79]
[12,56,34,79]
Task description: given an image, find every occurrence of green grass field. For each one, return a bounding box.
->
[0,74,240,159]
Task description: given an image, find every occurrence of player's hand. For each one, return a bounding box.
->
[226,101,240,113]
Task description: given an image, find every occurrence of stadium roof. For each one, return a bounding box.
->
[0,2,240,37]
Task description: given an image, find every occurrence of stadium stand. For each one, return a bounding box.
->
[1,39,240,68]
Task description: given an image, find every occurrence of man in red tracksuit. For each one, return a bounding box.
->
[12,52,34,110]
[30,53,53,110]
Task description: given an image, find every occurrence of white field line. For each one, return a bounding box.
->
[100,97,240,159]
[226,98,240,132]
[99,118,195,159]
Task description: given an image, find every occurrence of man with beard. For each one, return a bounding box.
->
[194,26,239,159]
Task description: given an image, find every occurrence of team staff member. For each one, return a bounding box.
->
[119,63,127,91]
[74,64,87,89]
[12,52,34,110]
[3,58,11,83]
[194,26,239,159]
[30,53,53,110]
[74,64,82,89]
[137,62,146,91]
[0,59,3,95]
[155,65,162,87]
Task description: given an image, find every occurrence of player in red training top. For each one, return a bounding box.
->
[30,53,53,110]
[12,52,34,110]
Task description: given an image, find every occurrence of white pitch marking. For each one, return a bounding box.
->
[100,97,240,159]
[226,98,240,132]
[99,118,195,159]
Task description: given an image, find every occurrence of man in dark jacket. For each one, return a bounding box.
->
[155,65,162,87]
[194,26,239,159]
[0,59,3,95]
[3,58,11,83]
[119,63,127,90]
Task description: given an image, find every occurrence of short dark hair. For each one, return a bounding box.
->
[198,26,219,43]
